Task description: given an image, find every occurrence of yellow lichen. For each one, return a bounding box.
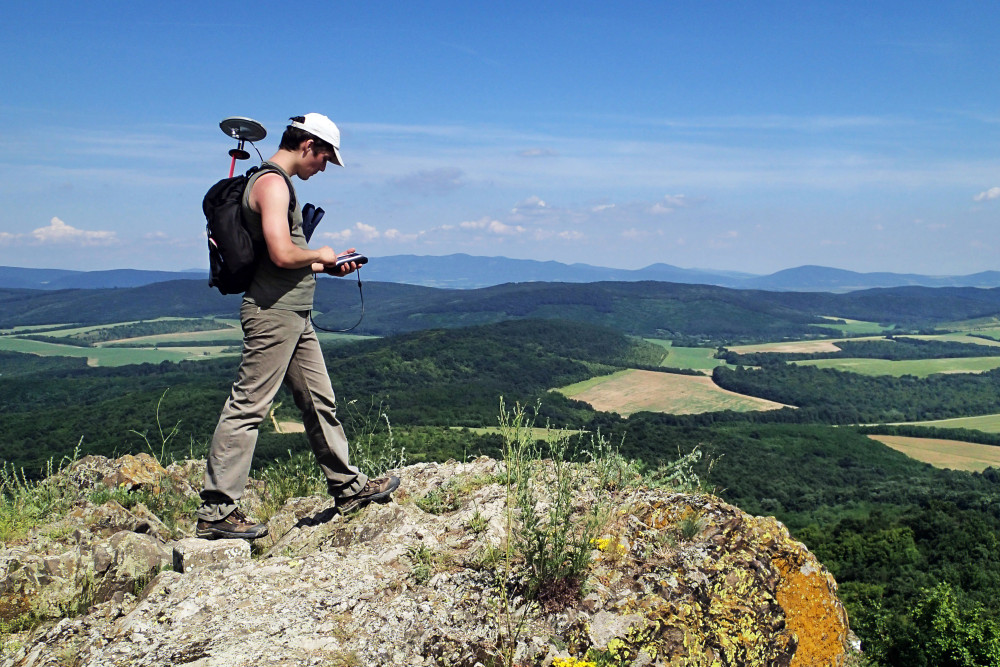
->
[552,657,597,667]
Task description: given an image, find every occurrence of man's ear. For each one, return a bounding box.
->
[300,139,315,155]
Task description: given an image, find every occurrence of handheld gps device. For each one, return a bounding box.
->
[334,252,369,270]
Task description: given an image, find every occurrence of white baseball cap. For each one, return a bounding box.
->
[289,113,343,167]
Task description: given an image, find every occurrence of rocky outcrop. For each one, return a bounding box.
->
[0,456,857,666]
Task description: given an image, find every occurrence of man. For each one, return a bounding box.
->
[196,113,399,540]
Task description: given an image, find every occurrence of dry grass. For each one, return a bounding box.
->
[558,369,790,417]
[868,434,1000,472]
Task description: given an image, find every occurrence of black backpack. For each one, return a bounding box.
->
[203,165,294,295]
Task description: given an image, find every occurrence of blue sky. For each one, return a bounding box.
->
[2,1,1000,275]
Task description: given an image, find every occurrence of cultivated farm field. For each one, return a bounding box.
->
[867,434,1000,472]
[644,339,729,373]
[556,369,789,416]
[897,413,1000,433]
[793,356,1000,377]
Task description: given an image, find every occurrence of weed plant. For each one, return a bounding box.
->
[343,398,406,478]
[407,544,438,585]
[492,398,616,665]
[643,446,711,493]
[582,430,642,492]
[87,477,199,537]
[128,388,181,466]
[259,450,326,521]
[416,484,462,515]
[678,511,707,541]
[500,400,611,604]
[255,401,408,520]
[0,441,81,543]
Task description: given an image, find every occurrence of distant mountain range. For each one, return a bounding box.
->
[4,256,1000,292]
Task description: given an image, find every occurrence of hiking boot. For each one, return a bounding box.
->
[196,508,268,540]
[337,476,400,513]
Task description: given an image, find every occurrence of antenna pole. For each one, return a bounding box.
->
[219,117,267,176]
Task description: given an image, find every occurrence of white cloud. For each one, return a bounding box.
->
[320,222,380,243]
[321,222,419,244]
[650,194,690,215]
[354,223,380,241]
[31,217,117,246]
[323,229,352,243]
[457,217,524,234]
[488,220,525,235]
[0,231,21,245]
[383,228,418,242]
[974,187,1000,202]
[512,196,547,214]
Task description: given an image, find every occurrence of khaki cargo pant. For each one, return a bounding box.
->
[197,303,367,521]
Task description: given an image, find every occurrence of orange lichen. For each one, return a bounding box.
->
[773,554,849,667]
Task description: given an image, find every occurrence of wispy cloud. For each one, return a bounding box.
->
[388,167,464,195]
[30,217,118,246]
[650,194,691,214]
[519,148,558,158]
[974,187,1000,202]
[457,216,525,235]
[320,222,416,244]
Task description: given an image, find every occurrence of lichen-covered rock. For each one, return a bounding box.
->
[64,453,167,493]
[1,456,856,667]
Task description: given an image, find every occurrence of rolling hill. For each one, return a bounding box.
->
[4,258,1000,291]
[5,279,1000,342]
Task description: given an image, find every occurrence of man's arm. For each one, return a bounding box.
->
[251,172,339,269]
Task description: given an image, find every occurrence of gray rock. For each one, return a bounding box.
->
[0,456,856,667]
[172,538,251,573]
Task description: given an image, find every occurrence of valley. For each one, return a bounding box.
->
[4,277,1000,665]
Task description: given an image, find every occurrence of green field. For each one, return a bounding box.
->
[0,317,374,367]
[906,331,1000,347]
[0,336,218,365]
[895,413,1000,433]
[644,339,728,373]
[794,356,1000,377]
[809,316,891,335]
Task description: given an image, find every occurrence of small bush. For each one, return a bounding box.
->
[498,399,610,605]
[416,487,461,515]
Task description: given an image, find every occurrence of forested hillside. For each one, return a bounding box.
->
[7,278,1000,341]
[0,319,661,472]
[8,279,1000,664]
[711,364,1000,423]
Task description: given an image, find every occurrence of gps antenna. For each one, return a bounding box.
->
[219,116,267,177]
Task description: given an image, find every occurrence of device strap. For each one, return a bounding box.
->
[310,269,365,334]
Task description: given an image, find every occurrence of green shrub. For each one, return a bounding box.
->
[498,399,610,606]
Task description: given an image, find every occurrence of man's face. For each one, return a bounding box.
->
[301,142,337,179]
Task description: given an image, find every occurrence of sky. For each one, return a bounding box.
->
[2,1,1000,276]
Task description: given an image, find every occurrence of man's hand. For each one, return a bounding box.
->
[322,248,360,277]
